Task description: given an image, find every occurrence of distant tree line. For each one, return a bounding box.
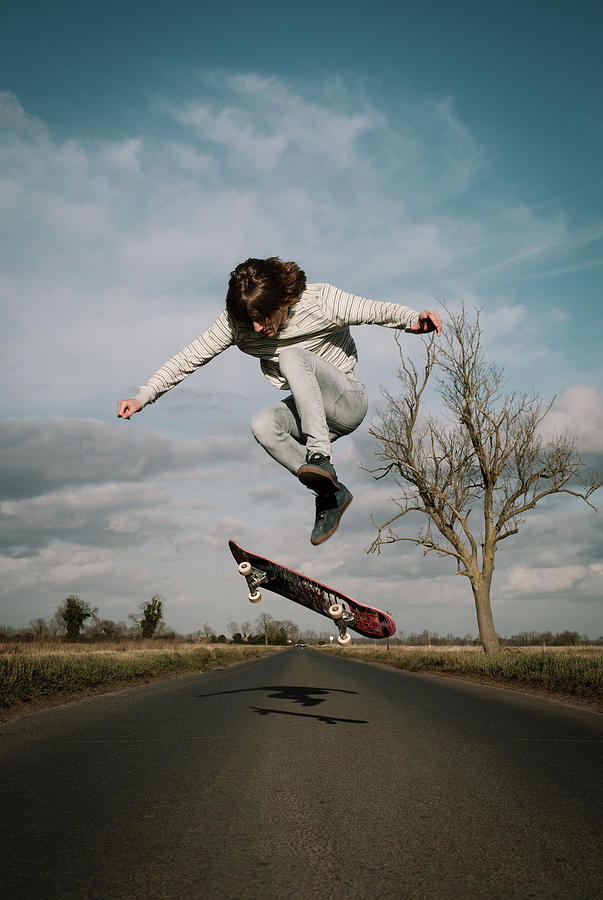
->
[0,595,169,643]
[0,599,600,647]
[499,630,601,647]
[0,602,321,646]
[357,630,602,647]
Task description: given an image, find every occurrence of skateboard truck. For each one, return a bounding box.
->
[237,562,355,643]
[238,561,269,603]
[328,603,354,646]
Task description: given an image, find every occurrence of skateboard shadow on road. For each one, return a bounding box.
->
[249,706,368,725]
[197,685,368,725]
[197,684,355,708]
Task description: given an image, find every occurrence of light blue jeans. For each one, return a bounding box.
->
[251,347,368,475]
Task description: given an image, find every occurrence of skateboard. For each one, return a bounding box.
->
[228,540,396,646]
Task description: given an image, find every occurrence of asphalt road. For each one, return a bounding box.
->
[1,649,601,899]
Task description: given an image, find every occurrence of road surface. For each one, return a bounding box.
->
[1,649,601,898]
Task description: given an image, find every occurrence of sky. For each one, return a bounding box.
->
[1,0,602,640]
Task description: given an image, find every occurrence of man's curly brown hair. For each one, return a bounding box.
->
[226,257,306,325]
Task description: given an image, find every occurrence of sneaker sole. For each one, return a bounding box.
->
[298,464,340,494]
[310,491,353,545]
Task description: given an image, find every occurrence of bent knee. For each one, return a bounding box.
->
[278,345,311,371]
[250,408,275,443]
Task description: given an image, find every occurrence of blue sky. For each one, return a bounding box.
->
[1,0,602,639]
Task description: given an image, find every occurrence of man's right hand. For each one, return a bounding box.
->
[117,398,142,419]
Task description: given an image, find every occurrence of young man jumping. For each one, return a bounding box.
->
[117,257,441,545]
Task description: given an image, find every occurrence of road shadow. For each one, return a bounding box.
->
[251,707,368,725]
[197,684,357,709]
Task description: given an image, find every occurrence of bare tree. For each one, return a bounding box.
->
[29,617,50,639]
[278,619,300,643]
[256,611,275,645]
[201,622,214,641]
[367,304,601,654]
[130,595,164,639]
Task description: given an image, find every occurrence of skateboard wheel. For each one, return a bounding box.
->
[337,632,352,646]
[238,561,252,576]
[328,603,344,620]
[248,590,262,603]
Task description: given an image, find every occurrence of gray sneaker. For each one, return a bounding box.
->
[310,484,353,545]
[298,452,340,494]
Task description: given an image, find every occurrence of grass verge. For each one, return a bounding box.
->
[325,646,603,709]
[0,643,278,715]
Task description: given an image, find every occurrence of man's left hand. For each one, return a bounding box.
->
[412,310,442,336]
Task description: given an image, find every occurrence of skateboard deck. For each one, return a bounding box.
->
[229,540,396,645]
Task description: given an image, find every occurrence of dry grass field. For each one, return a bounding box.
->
[0,641,279,716]
[323,644,603,709]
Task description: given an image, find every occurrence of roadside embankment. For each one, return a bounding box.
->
[323,645,603,709]
[0,642,279,718]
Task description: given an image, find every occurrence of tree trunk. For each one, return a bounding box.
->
[472,578,500,654]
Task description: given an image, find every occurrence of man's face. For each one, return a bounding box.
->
[251,306,288,337]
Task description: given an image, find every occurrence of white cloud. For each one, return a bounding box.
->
[0,91,46,136]
[481,302,528,337]
[551,305,571,324]
[98,137,144,173]
[503,564,601,595]
[168,71,381,175]
[0,417,249,500]
[539,385,603,452]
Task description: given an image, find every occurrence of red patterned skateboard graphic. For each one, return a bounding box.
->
[228,540,396,641]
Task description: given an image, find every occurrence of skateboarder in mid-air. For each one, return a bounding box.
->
[117,257,441,545]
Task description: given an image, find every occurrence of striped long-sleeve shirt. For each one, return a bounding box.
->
[134,282,420,406]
